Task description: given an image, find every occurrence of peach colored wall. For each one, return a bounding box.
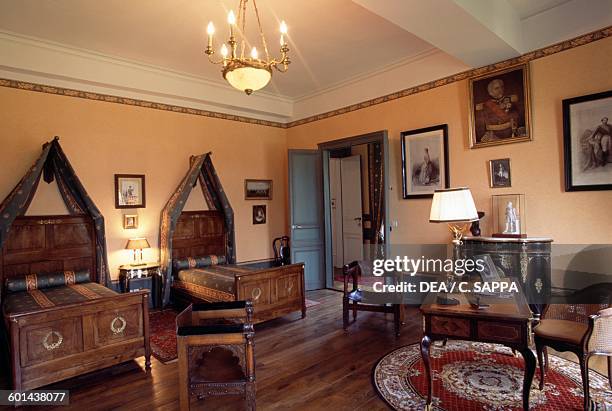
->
[0,87,288,279]
[287,37,612,245]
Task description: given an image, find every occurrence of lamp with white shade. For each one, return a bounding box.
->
[429,187,479,305]
[125,237,150,266]
[429,187,479,245]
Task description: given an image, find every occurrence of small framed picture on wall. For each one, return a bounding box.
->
[489,158,512,188]
[245,179,272,200]
[563,90,612,191]
[252,205,267,225]
[115,174,146,209]
[123,214,139,229]
[401,124,449,199]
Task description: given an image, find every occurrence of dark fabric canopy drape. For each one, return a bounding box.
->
[0,137,110,287]
[368,142,384,256]
[159,153,235,306]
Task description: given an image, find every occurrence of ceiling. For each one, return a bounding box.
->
[508,0,572,19]
[0,0,610,122]
[0,0,434,99]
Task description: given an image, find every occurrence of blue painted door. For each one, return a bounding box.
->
[288,150,325,290]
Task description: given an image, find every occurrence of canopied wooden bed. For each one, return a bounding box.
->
[0,138,149,391]
[169,211,306,322]
[1,215,150,390]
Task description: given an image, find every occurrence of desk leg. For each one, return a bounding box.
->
[518,347,536,410]
[420,335,432,408]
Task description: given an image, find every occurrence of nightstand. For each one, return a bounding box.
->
[119,262,162,309]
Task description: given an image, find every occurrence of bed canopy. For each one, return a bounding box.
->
[159,153,236,305]
[0,137,110,287]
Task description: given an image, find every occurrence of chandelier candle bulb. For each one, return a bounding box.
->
[280,20,287,45]
[206,22,215,48]
[250,47,258,60]
[228,10,236,37]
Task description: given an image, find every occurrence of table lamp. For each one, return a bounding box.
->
[125,237,150,266]
[429,187,479,305]
[429,187,479,244]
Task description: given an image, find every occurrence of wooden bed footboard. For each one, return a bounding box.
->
[5,290,151,391]
[234,262,306,322]
[171,262,306,323]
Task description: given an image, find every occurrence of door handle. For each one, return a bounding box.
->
[291,224,318,229]
[354,217,362,221]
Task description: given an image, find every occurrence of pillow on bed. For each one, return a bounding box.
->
[173,255,226,271]
[5,269,91,293]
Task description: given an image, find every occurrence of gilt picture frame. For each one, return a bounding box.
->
[401,124,449,199]
[469,64,532,148]
[245,179,273,200]
[123,214,139,229]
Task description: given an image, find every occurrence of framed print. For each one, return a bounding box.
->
[489,158,512,188]
[252,205,266,225]
[123,214,139,229]
[401,124,449,199]
[469,64,532,148]
[245,179,272,200]
[563,90,612,191]
[115,174,146,209]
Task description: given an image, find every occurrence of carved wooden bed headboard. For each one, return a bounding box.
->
[171,211,227,261]
[0,215,97,296]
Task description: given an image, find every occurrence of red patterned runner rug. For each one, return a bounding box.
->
[373,341,611,410]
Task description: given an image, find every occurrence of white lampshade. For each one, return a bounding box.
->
[429,187,479,223]
[225,66,272,94]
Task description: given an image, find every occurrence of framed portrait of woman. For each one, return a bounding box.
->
[401,124,449,199]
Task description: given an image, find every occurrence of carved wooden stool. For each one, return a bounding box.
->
[176,301,255,411]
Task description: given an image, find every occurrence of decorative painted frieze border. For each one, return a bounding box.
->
[0,78,287,129]
[285,26,612,128]
[0,26,610,129]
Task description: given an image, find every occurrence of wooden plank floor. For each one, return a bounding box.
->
[0,290,421,410]
[0,289,607,410]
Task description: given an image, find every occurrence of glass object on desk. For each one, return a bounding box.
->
[492,194,526,238]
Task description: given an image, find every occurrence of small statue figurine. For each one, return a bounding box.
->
[503,201,520,234]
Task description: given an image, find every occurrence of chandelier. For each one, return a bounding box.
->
[205,0,290,95]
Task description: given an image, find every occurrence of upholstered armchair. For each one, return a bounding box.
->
[342,261,402,337]
[534,283,612,410]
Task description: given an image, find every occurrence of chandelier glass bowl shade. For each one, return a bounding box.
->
[205,0,290,95]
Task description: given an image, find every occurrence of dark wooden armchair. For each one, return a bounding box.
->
[342,261,402,337]
[176,300,256,411]
[534,283,612,410]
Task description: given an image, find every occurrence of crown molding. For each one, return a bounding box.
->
[0,30,293,123]
[292,48,439,102]
[286,25,612,128]
[0,26,609,129]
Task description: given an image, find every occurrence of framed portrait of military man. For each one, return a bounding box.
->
[468,64,532,148]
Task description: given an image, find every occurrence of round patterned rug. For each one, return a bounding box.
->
[373,341,611,410]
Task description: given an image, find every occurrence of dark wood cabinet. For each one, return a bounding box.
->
[119,263,161,309]
[460,236,553,316]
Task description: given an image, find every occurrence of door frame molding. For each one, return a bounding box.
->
[318,130,390,289]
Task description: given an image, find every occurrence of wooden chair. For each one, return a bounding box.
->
[342,261,402,337]
[535,283,612,410]
[176,301,256,411]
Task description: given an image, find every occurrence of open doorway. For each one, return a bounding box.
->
[319,131,389,290]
